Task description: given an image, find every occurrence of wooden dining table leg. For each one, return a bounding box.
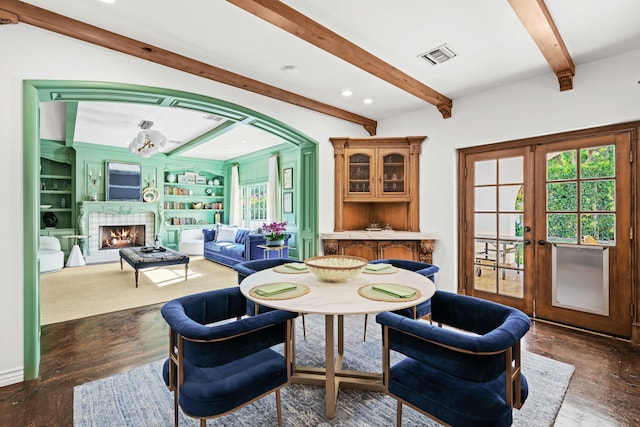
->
[325,314,336,418]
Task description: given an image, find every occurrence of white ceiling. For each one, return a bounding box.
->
[33,0,640,160]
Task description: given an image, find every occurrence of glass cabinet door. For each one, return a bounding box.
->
[347,152,372,196]
[379,150,408,197]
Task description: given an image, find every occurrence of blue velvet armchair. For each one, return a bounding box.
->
[161,287,297,427]
[376,290,531,427]
[363,259,439,340]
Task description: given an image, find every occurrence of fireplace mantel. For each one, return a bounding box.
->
[79,201,163,234]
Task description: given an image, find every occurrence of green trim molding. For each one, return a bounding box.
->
[23,80,319,379]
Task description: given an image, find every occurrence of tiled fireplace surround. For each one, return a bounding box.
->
[79,201,161,263]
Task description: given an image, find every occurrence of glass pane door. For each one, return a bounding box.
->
[473,156,525,299]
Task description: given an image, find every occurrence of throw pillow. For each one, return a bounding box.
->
[216,226,238,243]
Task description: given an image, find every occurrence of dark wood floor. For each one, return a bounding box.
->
[0,304,638,426]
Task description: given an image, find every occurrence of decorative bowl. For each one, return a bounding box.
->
[304,255,368,283]
[192,202,204,210]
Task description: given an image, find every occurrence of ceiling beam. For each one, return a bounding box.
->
[227,0,453,118]
[0,0,378,135]
[508,0,575,91]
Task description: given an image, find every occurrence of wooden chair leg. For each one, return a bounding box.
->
[173,388,179,427]
[199,419,206,427]
[276,389,283,427]
[363,314,368,341]
[396,400,403,427]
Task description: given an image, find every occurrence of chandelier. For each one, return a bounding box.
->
[128,121,167,158]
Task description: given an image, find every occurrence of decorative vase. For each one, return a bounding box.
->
[166,172,176,183]
[43,212,58,228]
[265,239,284,247]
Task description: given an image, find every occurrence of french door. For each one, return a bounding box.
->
[460,132,633,337]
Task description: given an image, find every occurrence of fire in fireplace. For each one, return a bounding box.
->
[99,225,146,250]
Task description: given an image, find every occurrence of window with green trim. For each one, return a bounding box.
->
[240,183,267,230]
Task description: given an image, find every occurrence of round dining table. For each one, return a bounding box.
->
[239,265,436,419]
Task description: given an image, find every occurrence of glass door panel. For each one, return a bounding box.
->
[472,155,526,302]
[381,152,406,194]
[347,153,371,195]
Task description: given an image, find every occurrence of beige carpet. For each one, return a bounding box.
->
[40,257,238,325]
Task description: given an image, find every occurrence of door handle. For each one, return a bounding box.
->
[538,240,546,245]
[524,226,531,232]
[523,239,531,245]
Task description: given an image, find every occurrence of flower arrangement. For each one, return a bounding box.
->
[263,221,287,241]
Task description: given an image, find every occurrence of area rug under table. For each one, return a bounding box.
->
[74,314,574,427]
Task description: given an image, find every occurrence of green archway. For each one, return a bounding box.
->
[23,80,318,379]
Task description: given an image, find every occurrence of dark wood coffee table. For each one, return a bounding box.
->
[119,247,190,288]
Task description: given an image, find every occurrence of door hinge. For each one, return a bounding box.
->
[630,227,634,240]
[630,150,633,163]
[631,303,635,317]
[464,221,467,231]
[464,167,467,177]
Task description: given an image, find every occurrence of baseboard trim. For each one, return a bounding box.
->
[532,318,631,342]
[0,367,24,387]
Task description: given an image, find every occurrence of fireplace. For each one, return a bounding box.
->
[80,202,158,263]
[99,225,146,250]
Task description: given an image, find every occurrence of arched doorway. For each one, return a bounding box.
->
[23,80,319,379]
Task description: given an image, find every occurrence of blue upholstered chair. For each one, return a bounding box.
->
[376,290,530,427]
[363,259,439,340]
[233,258,308,338]
[161,287,297,427]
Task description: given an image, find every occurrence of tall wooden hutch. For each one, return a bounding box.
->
[323,136,437,263]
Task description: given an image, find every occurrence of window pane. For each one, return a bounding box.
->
[547,214,577,243]
[498,157,523,184]
[581,214,615,245]
[547,150,577,181]
[499,185,523,212]
[475,187,495,211]
[475,160,496,186]
[475,213,496,237]
[240,182,268,228]
[547,182,577,211]
[580,145,615,179]
[499,213,523,238]
[580,179,615,212]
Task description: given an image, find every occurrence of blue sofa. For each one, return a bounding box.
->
[203,227,290,267]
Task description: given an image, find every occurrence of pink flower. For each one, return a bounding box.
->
[263,221,287,240]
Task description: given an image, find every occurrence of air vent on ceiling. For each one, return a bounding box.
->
[418,44,457,65]
[203,113,224,122]
[138,120,154,129]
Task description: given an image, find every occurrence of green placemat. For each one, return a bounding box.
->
[358,283,421,302]
[362,265,398,275]
[250,283,310,300]
[273,263,310,274]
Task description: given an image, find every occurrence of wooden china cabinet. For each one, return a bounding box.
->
[323,136,437,263]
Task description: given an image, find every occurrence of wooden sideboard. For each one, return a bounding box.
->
[321,232,437,264]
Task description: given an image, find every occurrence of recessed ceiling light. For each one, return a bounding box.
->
[363,98,373,105]
[341,89,353,97]
[100,0,116,4]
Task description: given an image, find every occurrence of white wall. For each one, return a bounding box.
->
[379,47,640,293]
[0,23,365,386]
[1,22,638,387]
